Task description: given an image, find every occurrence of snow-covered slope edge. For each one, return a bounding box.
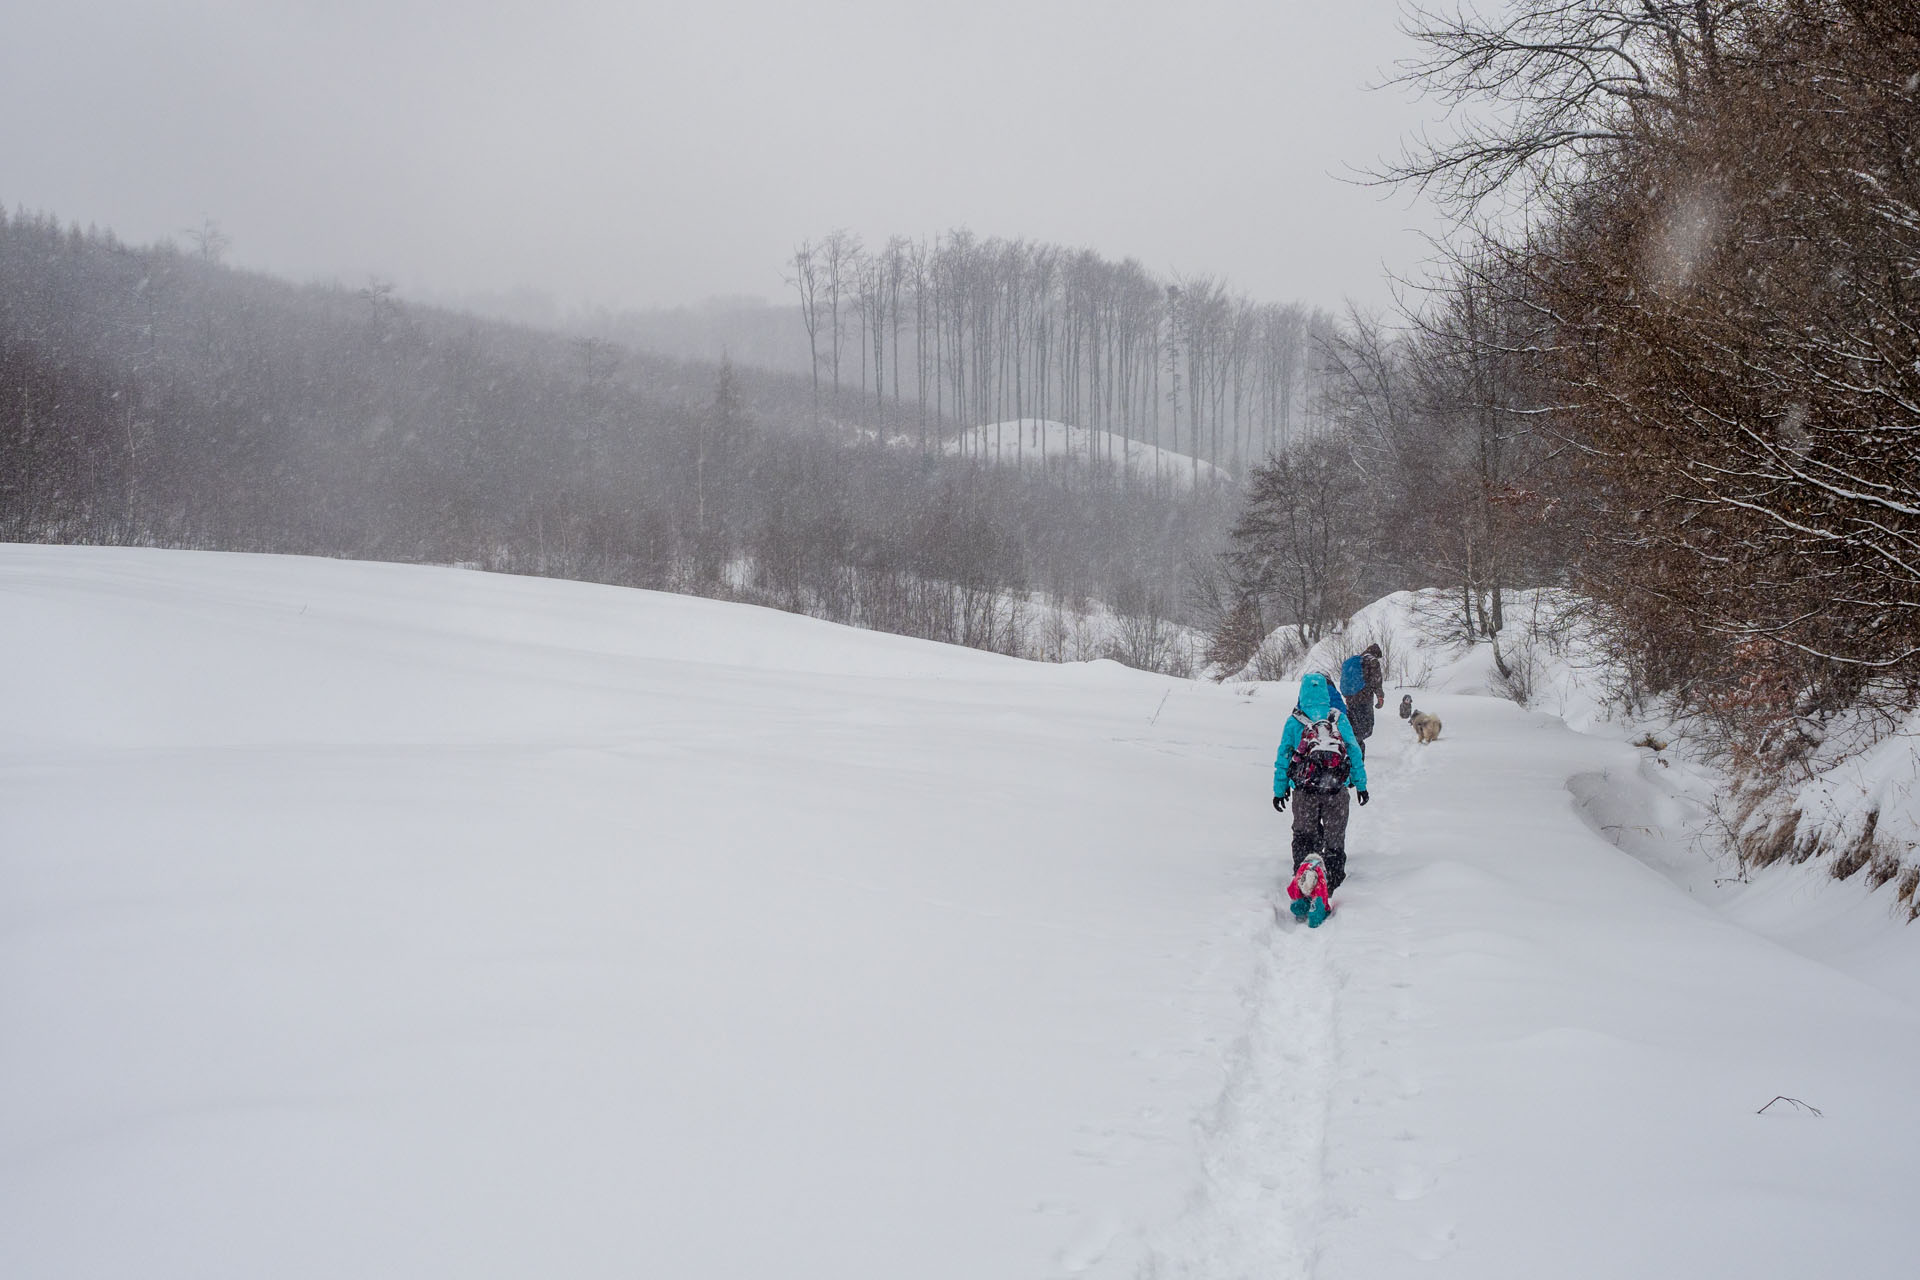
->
[947,418,1234,489]
[0,543,1270,1280]
[1729,706,1920,915]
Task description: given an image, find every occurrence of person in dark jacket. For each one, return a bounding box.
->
[1343,643,1387,757]
[1272,672,1370,891]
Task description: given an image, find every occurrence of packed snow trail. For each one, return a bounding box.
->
[4,548,1918,1279]
[1148,690,1920,1279]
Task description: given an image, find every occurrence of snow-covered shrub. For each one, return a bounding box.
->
[1104,581,1185,675]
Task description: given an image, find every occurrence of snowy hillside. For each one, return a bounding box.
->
[947,418,1234,489]
[4,547,1918,1279]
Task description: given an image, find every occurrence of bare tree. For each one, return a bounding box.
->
[185,217,230,263]
[1224,436,1369,645]
[820,229,861,395]
[1375,1,1741,214]
[785,240,823,426]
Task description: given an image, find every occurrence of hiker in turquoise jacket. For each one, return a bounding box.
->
[1272,672,1369,890]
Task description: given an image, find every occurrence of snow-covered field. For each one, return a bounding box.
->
[947,419,1234,489]
[5,547,1917,1279]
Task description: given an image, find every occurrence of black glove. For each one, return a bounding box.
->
[1356,789,1370,806]
[1272,792,1289,812]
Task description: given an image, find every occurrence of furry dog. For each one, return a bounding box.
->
[1408,709,1442,744]
[1397,693,1413,720]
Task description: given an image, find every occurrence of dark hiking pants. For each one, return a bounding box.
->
[1292,786,1351,890]
[1347,696,1374,755]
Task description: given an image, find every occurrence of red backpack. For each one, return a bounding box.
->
[1288,709,1351,792]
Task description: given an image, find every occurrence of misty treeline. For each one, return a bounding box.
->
[1197,284,1577,684]
[1212,2,1919,881]
[0,209,1226,666]
[788,230,1327,482]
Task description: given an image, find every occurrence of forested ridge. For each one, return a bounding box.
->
[0,210,1231,664]
[781,230,1325,482]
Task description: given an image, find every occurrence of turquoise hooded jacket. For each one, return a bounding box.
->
[1274,672,1368,794]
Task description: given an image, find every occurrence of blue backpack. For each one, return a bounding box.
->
[1339,653,1368,698]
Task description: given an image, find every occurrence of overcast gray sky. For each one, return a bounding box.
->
[2,0,1446,316]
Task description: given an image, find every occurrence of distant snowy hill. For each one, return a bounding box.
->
[4,547,1917,1279]
[946,418,1235,489]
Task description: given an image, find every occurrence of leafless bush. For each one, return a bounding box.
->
[1830,811,1882,881]
[1039,599,1072,664]
[1189,555,1270,678]
[1405,588,1479,653]
[1493,646,1535,707]
[1107,579,1188,675]
[1865,847,1904,893]
[1739,809,1803,871]
[1487,591,1568,707]
[1248,630,1308,683]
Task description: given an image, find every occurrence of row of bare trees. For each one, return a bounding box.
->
[1386,0,1920,741]
[1212,2,1920,760]
[787,230,1327,483]
[1521,1,1920,744]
